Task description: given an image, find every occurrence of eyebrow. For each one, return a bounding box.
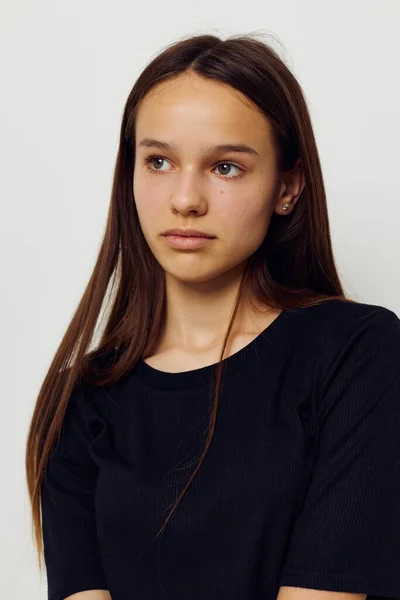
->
[137,137,260,157]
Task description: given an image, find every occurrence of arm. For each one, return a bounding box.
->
[277,587,366,599]
[65,593,111,600]
[277,308,400,598]
[41,383,110,600]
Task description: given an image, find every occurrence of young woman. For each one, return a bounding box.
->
[26,32,400,600]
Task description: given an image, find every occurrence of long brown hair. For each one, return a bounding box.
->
[26,31,356,573]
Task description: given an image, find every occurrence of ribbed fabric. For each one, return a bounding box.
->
[40,299,400,600]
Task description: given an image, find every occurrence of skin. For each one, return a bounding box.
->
[133,71,305,359]
[64,592,111,599]
[277,590,366,600]
[64,588,366,600]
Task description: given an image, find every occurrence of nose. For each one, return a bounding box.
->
[169,170,207,215]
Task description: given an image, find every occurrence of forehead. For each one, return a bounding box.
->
[134,73,273,152]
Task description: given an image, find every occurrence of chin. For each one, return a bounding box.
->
[162,259,242,285]
[165,270,216,284]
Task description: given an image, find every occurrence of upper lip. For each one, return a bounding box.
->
[162,228,215,238]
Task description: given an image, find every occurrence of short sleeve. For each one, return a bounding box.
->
[40,379,109,600]
[279,307,400,599]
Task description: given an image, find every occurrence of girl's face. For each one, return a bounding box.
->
[133,71,298,285]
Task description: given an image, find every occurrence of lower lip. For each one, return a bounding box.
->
[163,235,214,249]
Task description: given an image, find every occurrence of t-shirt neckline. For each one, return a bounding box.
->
[133,308,291,390]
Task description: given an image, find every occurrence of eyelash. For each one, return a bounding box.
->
[143,154,245,180]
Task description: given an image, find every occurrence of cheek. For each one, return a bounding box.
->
[222,198,272,248]
[133,176,164,229]
[133,171,149,209]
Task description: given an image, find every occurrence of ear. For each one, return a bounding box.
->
[274,158,305,216]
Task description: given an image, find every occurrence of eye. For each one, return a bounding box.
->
[144,155,171,173]
[143,155,245,180]
[214,162,243,179]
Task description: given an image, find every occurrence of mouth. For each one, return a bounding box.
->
[162,229,215,239]
[162,233,214,250]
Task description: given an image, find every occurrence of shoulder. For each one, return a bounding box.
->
[61,355,119,434]
[280,299,400,391]
[298,296,398,322]
[292,298,400,346]
[305,300,400,399]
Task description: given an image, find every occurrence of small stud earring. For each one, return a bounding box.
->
[282,203,289,211]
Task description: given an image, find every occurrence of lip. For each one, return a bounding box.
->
[163,234,213,250]
[162,228,215,238]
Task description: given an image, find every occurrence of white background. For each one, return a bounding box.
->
[1,0,399,597]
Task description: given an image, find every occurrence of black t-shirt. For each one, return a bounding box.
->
[41,299,400,600]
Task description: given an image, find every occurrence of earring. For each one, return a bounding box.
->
[282,203,289,211]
